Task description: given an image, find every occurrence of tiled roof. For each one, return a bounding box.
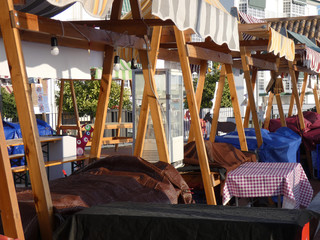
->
[265,15,320,40]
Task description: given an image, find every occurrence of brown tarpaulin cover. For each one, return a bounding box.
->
[7,155,192,240]
[184,141,256,173]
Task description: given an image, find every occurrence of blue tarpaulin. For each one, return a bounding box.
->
[215,127,301,163]
[4,119,54,166]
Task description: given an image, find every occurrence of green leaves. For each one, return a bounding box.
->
[55,80,132,119]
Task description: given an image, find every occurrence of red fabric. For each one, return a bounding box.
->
[267,111,320,150]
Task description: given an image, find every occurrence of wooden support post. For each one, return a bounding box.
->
[0,0,53,239]
[56,79,64,135]
[225,64,248,151]
[244,67,257,128]
[70,80,82,138]
[275,93,286,127]
[90,0,123,160]
[240,47,263,148]
[138,49,169,163]
[299,72,308,108]
[188,60,208,143]
[89,46,114,160]
[115,80,125,151]
[133,26,162,157]
[288,62,305,130]
[263,92,274,129]
[288,71,299,117]
[209,65,226,142]
[314,84,320,114]
[174,26,216,205]
[0,114,24,239]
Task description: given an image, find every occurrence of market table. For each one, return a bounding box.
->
[222,162,313,209]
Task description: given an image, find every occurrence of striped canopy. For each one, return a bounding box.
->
[91,59,132,80]
[46,0,240,54]
[113,59,132,81]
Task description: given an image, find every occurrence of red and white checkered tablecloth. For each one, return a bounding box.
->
[222,162,313,209]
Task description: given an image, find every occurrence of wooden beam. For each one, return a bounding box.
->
[225,64,248,151]
[90,45,115,160]
[186,44,233,64]
[263,92,274,129]
[288,61,305,130]
[243,67,257,128]
[0,113,24,239]
[238,23,270,39]
[71,19,174,35]
[188,60,208,142]
[70,80,82,138]
[240,46,263,148]
[245,56,277,71]
[209,65,226,142]
[288,71,299,117]
[275,93,287,127]
[133,26,162,157]
[138,49,170,163]
[115,79,125,151]
[314,84,320,114]
[175,26,216,205]
[0,0,54,239]
[299,72,308,108]
[240,39,269,47]
[56,79,64,135]
[158,48,202,65]
[8,10,147,50]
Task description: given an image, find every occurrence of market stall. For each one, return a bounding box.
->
[0,0,245,239]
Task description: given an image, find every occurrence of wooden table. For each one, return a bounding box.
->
[6,136,63,147]
[222,162,313,209]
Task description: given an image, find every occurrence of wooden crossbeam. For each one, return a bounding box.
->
[209,65,226,142]
[288,62,305,130]
[263,92,274,129]
[225,64,248,151]
[71,19,174,35]
[186,44,233,64]
[240,46,263,148]
[243,67,257,128]
[187,60,208,143]
[175,26,217,205]
[275,93,287,127]
[245,56,277,71]
[8,10,147,51]
[299,72,308,108]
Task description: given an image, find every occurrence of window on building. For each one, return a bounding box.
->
[283,0,305,17]
[258,72,265,91]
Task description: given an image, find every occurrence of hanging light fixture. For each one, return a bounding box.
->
[131,58,137,69]
[50,37,59,56]
[114,54,120,71]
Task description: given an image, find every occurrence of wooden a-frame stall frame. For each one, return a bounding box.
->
[228,10,306,149]
[0,0,246,239]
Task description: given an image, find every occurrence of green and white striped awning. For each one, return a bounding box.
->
[112,59,132,81]
[91,59,132,81]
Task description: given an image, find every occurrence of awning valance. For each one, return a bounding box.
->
[151,0,239,51]
[239,11,295,61]
[286,30,320,73]
[267,28,295,61]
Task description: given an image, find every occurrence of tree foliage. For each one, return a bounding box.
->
[1,87,18,119]
[184,62,231,109]
[56,80,132,119]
